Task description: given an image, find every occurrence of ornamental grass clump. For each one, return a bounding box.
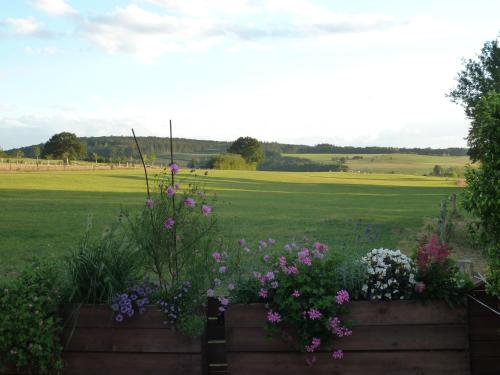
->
[361,248,416,300]
[232,239,353,365]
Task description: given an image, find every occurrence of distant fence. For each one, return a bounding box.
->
[0,162,156,172]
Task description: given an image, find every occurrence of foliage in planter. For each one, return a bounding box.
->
[119,163,226,336]
[413,234,473,305]
[231,240,353,363]
[0,261,64,374]
[65,222,143,304]
[360,248,416,300]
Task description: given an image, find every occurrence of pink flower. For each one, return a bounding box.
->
[335,327,352,337]
[332,349,344,360]
[265,271,275,280]
[284,265,298,274]
[267,310,281,323]
[292,290,300,298]
[270,281,279,289]
[166,186,175,197]
[183,198,196,206]
[305,337,321,353]
[263,255,270,262]
[335,289,350,305]
[314,242,328,253]
[163,217,175,230]
[145,198,154,209]
[415,281,426,293]
[206,288,214,297]
[212,252,221,262]
[259,288,268,298]
[307,308,322,320]
[219,266,226,273]
[170,163,180,174]
[268,238,276,245]
[329,317,340,330]
[218,306,226,313]
[202,204,212,216]
[238,239,246,247]
[298,248,312,266]
[278,256,287,267]
[175,183,181,189]
[228,283,235,291]
[283,244,292,252]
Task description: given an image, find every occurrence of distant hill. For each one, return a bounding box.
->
[4,136,468,164]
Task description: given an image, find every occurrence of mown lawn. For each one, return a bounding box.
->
[0,169,462,278]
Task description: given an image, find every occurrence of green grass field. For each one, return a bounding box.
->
[284,153,472,175]
[0,169,464,279]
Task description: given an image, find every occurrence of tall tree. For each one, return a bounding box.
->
[227,136,264,164]
[448,38,500,161]
[41,132,86,161]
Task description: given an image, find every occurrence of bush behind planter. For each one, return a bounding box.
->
[224,301,470,375]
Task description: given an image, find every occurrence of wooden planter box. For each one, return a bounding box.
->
[62,305,204,375]
[225,301,470,375]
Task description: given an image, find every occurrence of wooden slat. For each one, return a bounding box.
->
[470,340,500,357]
[470,357,500,375]
[226,302,467,328]
[226,324,469,352]
[207,320,225,341]
[63,327,201,353]
[63,352,201,375]
[469,316,500,341]
[226,351,470,375]
[207,343,227,364]
[468,294,500,317]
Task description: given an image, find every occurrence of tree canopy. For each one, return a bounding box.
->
[449,38,500,161]
[41,132,86,160]
[227,136,264,164]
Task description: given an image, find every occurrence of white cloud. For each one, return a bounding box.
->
[4,17,51,37]
[80,3,399,61]
[31,0,77,17]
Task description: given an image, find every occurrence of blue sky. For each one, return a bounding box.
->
[0,0,499,149]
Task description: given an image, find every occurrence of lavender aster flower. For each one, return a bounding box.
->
[183,198,196,207]
[170,163,180,174]
[166,186,175,197]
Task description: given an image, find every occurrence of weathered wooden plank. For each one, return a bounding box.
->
[63,352,201,375]
[226,351,470,375]
[207,342,227,365]
[470,357,500,375]
[226,324,468,352]
[468,295,500,317]
[470,340,500,357]
[469,316,500,341]
[63,327,201,353]
[207,320,225,341]
[226,301,467,328]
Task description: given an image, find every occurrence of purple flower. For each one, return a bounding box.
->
[283,244,292,252]
[263,255,270,262]
[164,217,175,230]
[207,288,214,297]
[218,306,226,313]
[305,337,321,353]
[238,239,246,247]
[335,289,350,305]
[170,163,180,174]
[307,308,322,320]
[265,271,275,280]
[270,281,279,289]
[145,198,154,209]
[267,310,281,323]
[298,248,312,266]
[268,238,276,245]
[228,283,235,291]
[115,314,124,322]
[284,265,299,274]
[202,204,212,216]
[111,303,119,311]
[259,288,268,298]
[175,183,181,189]
[218,296,229,306]
[332,350,344,360]
[219,266,226,273]
[183,198,196,207]
[212,252,222,262]
[292,290,300,298]
[166,186,175,197]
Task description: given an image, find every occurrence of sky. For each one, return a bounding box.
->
[0,0,499,150]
